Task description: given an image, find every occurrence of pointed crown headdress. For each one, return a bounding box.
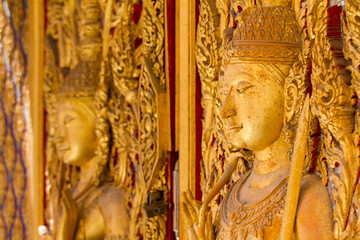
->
[224,0,301,64]
[57,0,102,98]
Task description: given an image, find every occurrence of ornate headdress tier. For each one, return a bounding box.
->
[57,0,103,98]
[57,61,101,98]
[224,6,301,63]
[78,0,102,61]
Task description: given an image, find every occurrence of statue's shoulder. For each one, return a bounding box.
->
[299,174,329,200]
[295,173,334,239]
[97,183,126,208]
[298,173,331,211]
[97,183,129,234]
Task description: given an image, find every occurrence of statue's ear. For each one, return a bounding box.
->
[284,82,298,124]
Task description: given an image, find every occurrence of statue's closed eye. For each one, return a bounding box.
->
[236,81,253,94]
[64,115,75,125]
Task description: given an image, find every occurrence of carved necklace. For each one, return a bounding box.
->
[217,171,288,240]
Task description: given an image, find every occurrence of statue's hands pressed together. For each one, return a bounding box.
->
[56,188,78,240]
[182,190,214,240]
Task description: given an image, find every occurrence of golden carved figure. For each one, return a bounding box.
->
[43,0,171,238]
[54,61,129,240]
[42,0,131,239]
[182,0,354,239]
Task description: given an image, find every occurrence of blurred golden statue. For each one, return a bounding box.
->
[41,0,130,239]
[53,60,129,240]
[182,1,337,239]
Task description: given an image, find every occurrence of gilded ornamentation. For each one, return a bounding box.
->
[195,0,226,220]
[142,0,165,88]
[43,0,171,239]
[182,0,358,239]
[217,172,288,239]
[107,2,143,240]
[340,0,360,238]
[108,0,170,239]
[137,0,169,237]
[216,0,230,40]
[139,63,160,187]
[343,0,360,97]
[309,1,357,238]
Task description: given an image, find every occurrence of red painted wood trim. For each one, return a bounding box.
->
[166,0,176,239]
[194,0,203,201]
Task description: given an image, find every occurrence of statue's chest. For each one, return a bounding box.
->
[75,205,106,240]
[217,172,288,240]
[74,186,107,240]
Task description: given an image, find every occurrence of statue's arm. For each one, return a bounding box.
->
[295,174,334,240]
[100,187,129,239]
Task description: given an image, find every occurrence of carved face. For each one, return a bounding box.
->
[220,62,290,152]
[55,98,98,166]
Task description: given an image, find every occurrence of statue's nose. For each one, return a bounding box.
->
[220,87,236,119]
[54,126,65,144]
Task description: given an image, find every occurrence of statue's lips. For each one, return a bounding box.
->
[225,125,243,136]
[58,147,70,152]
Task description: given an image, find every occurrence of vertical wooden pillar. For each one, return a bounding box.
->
[29,1,44,239]
[176,0,198,239]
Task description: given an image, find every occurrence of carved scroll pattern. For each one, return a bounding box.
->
[341,0,360,238]
[196,0,222,219]
[196,0,250,220]
[343,0,360,97]
[216,0,230,38]
[139,0,167,239]
[108,2,143,239]
[138,0,168,237]
[140,0,166,182]
[139,64,159,189]
[309,1,358,239]
[109,2,169,239]
[142,0,165,89]
[0,1,29,239]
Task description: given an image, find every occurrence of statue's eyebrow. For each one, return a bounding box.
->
[58,108,78,113]
[236,80,252,87]
[56,108,84,119]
